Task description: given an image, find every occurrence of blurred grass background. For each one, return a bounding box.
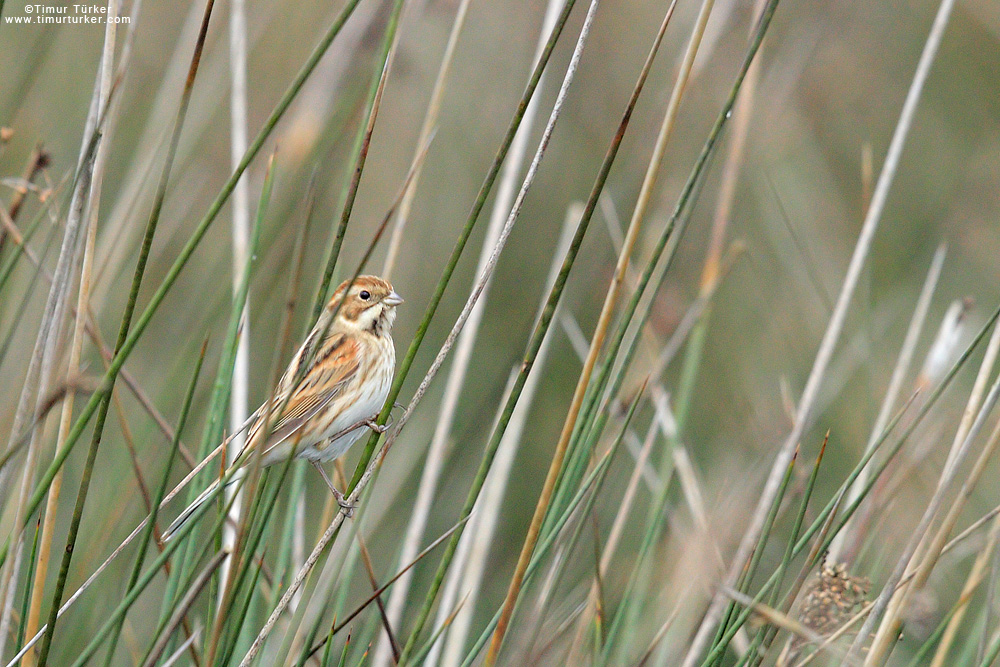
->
[2,0,1000,664]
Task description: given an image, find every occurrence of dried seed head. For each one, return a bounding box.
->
[799,562,870,637]
[785,561,871,662]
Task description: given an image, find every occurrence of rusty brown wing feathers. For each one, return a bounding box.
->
[243,332,361,462]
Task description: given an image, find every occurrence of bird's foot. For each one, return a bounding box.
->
[332,488,356,518]
[312,461,356,518]
[365,417,390,434]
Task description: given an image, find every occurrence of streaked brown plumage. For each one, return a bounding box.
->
[253,275,400,465]
[164,275,401,538]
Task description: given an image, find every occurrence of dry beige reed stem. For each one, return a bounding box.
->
[860,342,999,662]
[381,0,472,280]
[929,499,1000,666]
[685,0,953,657]
[375,0,561,662]
[485,0,685,658]
[21,12,124,655]
[220,0,251,599]
[432,205,580,667]
[1,2,121,651]
[827,244,945,563]
[885,398,1000,661]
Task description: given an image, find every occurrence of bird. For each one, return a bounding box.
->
[163,275,403,539]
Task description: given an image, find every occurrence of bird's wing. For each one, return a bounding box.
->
[245,332,361,461]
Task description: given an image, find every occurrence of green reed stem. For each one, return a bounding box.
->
[347,0,581,494]
[35,3,217,662]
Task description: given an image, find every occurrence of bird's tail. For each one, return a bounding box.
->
[162,469,244,541]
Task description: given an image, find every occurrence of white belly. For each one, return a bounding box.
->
[304,372,392,462]
[260,336,395,467]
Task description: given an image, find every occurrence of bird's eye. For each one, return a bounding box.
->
[359,290,371,301]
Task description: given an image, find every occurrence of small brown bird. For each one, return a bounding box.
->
[164,275,402,538]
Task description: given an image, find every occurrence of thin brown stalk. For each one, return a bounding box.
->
[273,173,319,615]
[376,0,562,660]
[279,173,319,363]
[237,418,396,666]
[485,0,675,659]
[300,514,473,663]
[645,246,740,386]
[85,314,198,469]
[334,460,399,662]
[698,0,763,294]
[1,145,50,243]
[433,205,581,667]
[333,516,470,636]
[111,389,153,511]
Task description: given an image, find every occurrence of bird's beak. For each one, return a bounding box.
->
[383,291,404,307]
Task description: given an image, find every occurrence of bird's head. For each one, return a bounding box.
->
[328,275,403,337]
